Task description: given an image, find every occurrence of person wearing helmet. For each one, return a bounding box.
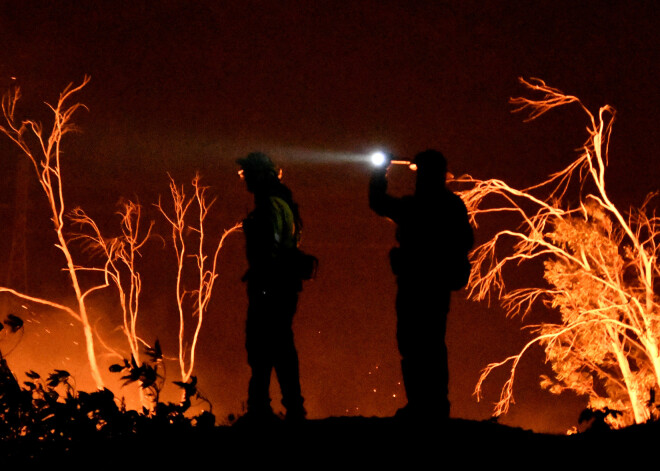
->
[236,152,306,425]
[369,149,473,423]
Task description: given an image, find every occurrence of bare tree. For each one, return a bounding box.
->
[157,174,242,386]
[457,78,660,428]
[68,200,161,408]
[1,79,243,415]
[0,77,106,389]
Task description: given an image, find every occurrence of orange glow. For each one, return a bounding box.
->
[1,81,243,414]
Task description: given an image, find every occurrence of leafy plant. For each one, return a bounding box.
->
[109,338,213,418]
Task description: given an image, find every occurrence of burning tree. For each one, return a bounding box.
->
[156,174,242,388]
[69,201,154,372]
[0,79,241,413]
[0,77,106,389]
[458,78,660,429]
[68,200,161,408]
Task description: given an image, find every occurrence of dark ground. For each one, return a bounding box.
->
[3,415,657,468]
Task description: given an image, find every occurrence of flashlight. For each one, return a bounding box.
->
[370,151,417,171]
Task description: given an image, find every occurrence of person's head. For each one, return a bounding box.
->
[236,152,280,194]
[413,149,447,193]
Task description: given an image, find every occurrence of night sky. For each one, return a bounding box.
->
[0,0,658,434]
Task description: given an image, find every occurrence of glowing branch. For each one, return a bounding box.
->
[0,288,79,322]
[509,77,583,122]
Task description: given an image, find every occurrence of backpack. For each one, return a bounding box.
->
[292,249,319,281]
[270,196,319,282]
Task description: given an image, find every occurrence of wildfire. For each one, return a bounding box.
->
[0,79,242,414]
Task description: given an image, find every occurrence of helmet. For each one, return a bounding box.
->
[413,149,447,174]
[236,152,278,175]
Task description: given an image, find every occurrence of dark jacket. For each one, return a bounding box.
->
[243,182,302,289]
[369,170,473,287]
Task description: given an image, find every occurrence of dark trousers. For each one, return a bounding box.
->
[395,277,451,419]
[245,283,305,417]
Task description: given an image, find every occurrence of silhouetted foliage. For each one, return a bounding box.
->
[1,331,215,460]
[3,314,23,332]
[0,314,24,358]
[108,339,213,416]
[109,339,165,408]
[579,407,622,432]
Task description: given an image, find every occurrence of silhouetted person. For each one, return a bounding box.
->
[369,149,473,422]
[236,152,306,425]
